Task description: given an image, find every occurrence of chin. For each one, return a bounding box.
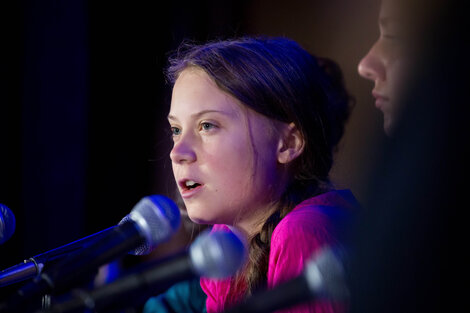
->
[186,209,214,225]
[383,115,395,136]
[186,212,206,224]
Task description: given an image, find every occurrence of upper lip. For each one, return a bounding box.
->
[178,178,202,191]
[372,90,389,101]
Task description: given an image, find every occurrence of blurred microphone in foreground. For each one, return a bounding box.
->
[0,195,180,312]
[224,246,349,313]
[42,228,247,313]
[0,204,16,245]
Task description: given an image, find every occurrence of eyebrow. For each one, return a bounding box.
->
[379,17,403,28]
[167,109,236,121]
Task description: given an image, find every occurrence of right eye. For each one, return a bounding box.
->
[383,34,398,40]
[171,126,181,136]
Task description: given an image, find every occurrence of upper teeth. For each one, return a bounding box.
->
[185,180,197,187]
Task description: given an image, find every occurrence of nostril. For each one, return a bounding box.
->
[358,50,385,82]
[358,60,373,79]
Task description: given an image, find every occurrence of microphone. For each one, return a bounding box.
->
[224,246,349,313]
[0,196,180,288]
[43,228,247,313]
[0,195,181,311]
[0,204,16,245]
[0,227,117,288]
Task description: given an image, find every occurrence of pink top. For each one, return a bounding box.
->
[201,189,358,313]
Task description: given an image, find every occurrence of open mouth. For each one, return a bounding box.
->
[182,180,202,191]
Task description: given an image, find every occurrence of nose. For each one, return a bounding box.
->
[170,132,197,164]
[357,42,385,82]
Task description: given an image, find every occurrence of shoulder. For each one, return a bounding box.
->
[270,203,333,266]
[267,189,358,286]
[273,189,358,244]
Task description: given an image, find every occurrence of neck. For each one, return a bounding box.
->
[234,202,279,240]
[235,172,290,239]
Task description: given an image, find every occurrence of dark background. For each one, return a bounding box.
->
[1,0,381,272]
[1,1,467,312]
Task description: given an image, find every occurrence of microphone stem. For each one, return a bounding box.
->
[224,275,313,313]
[0,226,117,288]
[44,251,195,313]
[3,222,144,312]
[0,260,39,287]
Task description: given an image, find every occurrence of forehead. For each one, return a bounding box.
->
[169,67,277,135]
[169,68,243,118]
[379,0,403,23]
[379,0,420,24]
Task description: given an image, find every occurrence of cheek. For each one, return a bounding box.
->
[204,138,271,206]
[383,45,406,81]
[203,139,253,185]
[171,162,179,181]
[201,118,281,197]
[387,59,408,100]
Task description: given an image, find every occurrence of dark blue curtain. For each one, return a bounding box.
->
[0,0,247,301]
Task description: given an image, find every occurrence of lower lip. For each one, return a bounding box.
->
[180,185,204,199]
[375,97,388,110]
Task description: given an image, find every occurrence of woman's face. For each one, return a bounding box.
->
[357,0,409,135]
[168,68,285,233]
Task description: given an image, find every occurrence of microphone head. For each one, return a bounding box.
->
[119,195,181,255]
[0,204,16,245]
[304,246,349,301]
[189,228,247,279]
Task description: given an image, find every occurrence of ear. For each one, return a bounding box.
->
[277,122,305,164]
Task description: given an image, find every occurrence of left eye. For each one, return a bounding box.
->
[200,122,216,131]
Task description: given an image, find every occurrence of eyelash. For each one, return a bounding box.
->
[169,121,218,137]
[383,34,399,40]
[199,121,217,132]
[170,126,181,136]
